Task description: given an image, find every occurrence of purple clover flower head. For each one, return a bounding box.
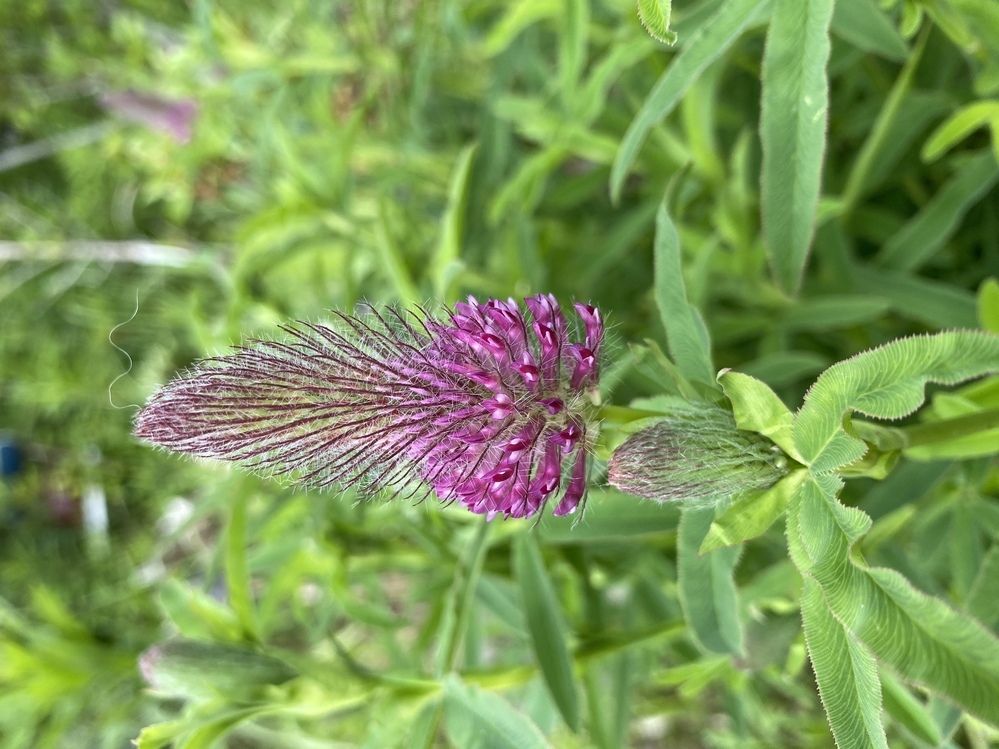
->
[135,295,603,520]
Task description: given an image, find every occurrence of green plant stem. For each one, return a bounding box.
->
[435,517,492,677]
[840,27,929,219]
[899,408,999,448]
[854,408,999,452]
[463,619,686,691]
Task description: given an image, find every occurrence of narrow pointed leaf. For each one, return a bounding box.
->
[922,102,999,163]
[560,0,589,102]
[135,706,274,749]
[432,143,478,300]
[225,491,258,642]
[794,331,999,473]
[967,544,999,631]
[854,267,979,329]
[536,487,680,543]
[760,0,834,294]
[158,579,242,642]
[878,151,999,272]
[375,202,420,303]
[800,577,889,749]
[778,295,891,332]
[654,200,716,388]
[880,669,943,746]
[979,278,999,334]
[610,0,770,202]
[443,674,552,749]
[514,534,580,731]
[830,0,907,60]
[436,520,493,676]
[678,507,743,654]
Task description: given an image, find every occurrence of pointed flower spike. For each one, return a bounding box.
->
[136,296,603,520]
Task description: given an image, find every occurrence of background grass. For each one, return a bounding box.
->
[1,0,998,746]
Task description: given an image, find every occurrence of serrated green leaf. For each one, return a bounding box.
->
[878,151,999,271]
[678,507,743,654]
[789,477,999,726]
[800,577,889,749]
[700,469,808,554]
[794,331,999,473]
[718,370,802,460]
[637,0,678,45]
[760,0,834,295]
[610,0,771,202]
[443,674,553,749]
[513,535,580,731]
[654,200,717,389]
[980,278,999,333]
[830,0,907,60]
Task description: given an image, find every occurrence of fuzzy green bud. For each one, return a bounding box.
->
[139,639,297,700]
[608,405,788,508]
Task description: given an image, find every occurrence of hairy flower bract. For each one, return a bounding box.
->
[135,295,603,519]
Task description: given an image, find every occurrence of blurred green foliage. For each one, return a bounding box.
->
[1,0,998,747]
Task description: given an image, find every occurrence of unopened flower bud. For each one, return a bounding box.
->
[139,639,297,700]
[608,406,787,508]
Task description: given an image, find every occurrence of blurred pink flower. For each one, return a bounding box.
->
[101,90,198,143]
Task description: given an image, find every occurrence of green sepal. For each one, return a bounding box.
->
[699,469,808,554]
[718,369,803,462]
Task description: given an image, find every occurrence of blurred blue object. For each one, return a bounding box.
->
[0,433,22,477]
